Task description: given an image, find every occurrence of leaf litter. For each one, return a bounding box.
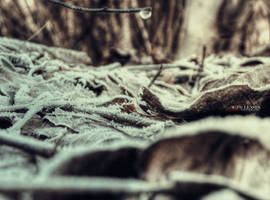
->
[0,37,270,199]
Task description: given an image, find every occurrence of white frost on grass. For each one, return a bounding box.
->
[0,146,37,181]
[0,96,9,106]
[49,127,126,147]
[1,37,270,200]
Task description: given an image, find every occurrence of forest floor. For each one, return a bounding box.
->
[0,37,270,200]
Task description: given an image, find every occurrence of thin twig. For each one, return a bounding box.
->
[45,0,152,14]
[126,63,198,71]
[200,45,207,72]
[96,62,198,71]
[27,21,49,42]
[196,45,207,90]
[73,106,156,127]
[148,64,164,88]
[0,130,55,158]
[46,112,143,140]
[8,105,43,133]
[1,100,156,132]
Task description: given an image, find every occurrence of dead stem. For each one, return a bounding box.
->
[148,64,164,88]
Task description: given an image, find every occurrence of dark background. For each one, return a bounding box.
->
[0,0,185,65]
[0,0,269,65]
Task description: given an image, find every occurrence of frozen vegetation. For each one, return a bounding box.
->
[0,37,270,200]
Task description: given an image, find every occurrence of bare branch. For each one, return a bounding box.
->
[44,0,152,14]
[0,176,163,195]
[0,130,55,158]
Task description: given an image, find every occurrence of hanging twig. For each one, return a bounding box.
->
[26,21,49,42]
[44,0,152,14]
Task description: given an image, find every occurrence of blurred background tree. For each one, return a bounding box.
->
[0,0,185,65]
[0,0,269,65]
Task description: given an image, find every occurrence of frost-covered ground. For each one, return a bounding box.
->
[0,37,270,200]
